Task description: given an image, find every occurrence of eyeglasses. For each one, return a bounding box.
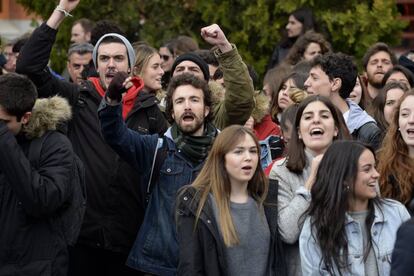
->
[160,54,172,62]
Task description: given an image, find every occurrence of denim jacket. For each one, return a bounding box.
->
[299,199,410,276]
[99,101,207,275]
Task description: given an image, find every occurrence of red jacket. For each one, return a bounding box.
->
[254,114,281,141]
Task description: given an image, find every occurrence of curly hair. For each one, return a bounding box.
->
[311,52,358,99]
[165,73,213,124]
[284,31,332,66]
[378,91,414,204]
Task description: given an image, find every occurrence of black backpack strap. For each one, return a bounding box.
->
[145,136,168,205]
[265,178,288,276]
[27,131,53,167]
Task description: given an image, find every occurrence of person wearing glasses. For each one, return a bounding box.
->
[159,39,176,89]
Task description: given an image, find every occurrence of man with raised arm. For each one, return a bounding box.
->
[16,0,167,275]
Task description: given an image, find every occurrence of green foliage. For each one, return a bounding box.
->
[17,0,407,77]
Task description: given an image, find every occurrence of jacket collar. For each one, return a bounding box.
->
[345,201,386,225]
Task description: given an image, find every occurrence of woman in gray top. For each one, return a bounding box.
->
[176,125,284,276]
[269,95,350,275]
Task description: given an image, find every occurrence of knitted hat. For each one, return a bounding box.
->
[171,52,210,81]
[92,33,135,70]
[399,55,414,75]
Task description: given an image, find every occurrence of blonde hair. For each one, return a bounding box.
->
[289,88,308,104]
[133,44,158,77]
[190,125,268,246]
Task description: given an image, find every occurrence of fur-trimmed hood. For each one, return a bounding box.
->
[209,81,269,123]
[209,81,225,105]
[23,96,72,139]
[250,91,270,123]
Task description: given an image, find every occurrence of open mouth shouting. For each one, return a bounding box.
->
[105,70,118,84]
[181,112,196,123]
[310,127,325,138]
[406,128,414,139]
[241,165,253,174]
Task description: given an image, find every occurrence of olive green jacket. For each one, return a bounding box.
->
[212,45,254,130]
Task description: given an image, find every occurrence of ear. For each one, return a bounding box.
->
[204,105,210,118]
[86,32,91,42]
[21,111,32,125]
[331,77,342,93]
[132,66,138,76]
[297,127,302,140]
[334,126,339,138]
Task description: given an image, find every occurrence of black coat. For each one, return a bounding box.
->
[16,23,168,254]
[175,181,287,276]
[352,121,382,152]
[391,218,414,275]
[0,121,73,275]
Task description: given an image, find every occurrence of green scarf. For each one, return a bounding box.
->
[171,122,218,165]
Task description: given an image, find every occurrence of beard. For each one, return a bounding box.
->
[366,72,384,89]
[176,112,205,135]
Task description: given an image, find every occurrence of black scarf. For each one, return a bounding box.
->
[171,122,218,165]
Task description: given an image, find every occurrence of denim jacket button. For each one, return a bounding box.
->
[167,168,172,173]
[373,231,378,236]
[355,255,361,259]
[207,219,211,224]
[183,196,188,201]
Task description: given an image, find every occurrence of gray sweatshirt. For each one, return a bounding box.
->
[269,151,314,276]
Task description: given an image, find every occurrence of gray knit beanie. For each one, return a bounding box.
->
[92,33,135,69]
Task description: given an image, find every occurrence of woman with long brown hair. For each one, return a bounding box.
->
[300,140,409,275]
[269,95,350,275]
[284,30,331,66]
[378,91,414,213]
[175,125,285,275]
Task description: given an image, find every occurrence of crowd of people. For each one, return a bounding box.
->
[1,0,414,275]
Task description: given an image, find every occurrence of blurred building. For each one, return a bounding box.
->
[0,0,39,42]
[397,0,414,51]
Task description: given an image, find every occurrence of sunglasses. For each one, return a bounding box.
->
[161,54,172,62]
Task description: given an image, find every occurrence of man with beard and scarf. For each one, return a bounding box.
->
[16,0,168,275]
[362,42,397,101]
[99,72,218,275]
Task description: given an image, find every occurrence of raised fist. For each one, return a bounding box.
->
[106,72,129,102]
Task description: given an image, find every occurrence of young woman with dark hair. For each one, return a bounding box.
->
[270,71,309,123]
[263,64,291,104]
[381,64,414,89]
[300,140,410,275]
[267,7,318,70]
[378,91,414,212]
[368,81,408,134]
[284,30,332,66]
[176,125,286,276]
[348,75,370,110]
[269,95,350,275]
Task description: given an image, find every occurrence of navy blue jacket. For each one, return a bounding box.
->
[99,100,207,275]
